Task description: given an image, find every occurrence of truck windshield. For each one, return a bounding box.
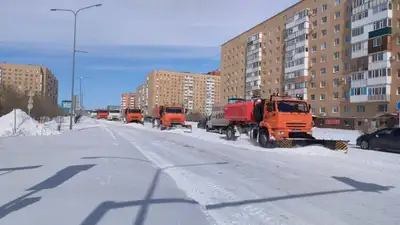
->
[109,110,120,113]
[166,107,183,113]
[128,109,141,113]
[277,101,308,113]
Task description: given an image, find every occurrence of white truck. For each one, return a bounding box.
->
[107,109,120,121]
[206,103,229,133]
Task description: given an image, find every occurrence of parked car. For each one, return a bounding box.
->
[356,127,400,152]
[197,117,208,129]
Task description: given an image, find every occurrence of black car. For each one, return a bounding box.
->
[356,127,400,152]
[197,117,208,129]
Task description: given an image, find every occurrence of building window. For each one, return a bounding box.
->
[333,78,340,87]
[320,81,326,88]
[321,29,327,36]
[378,104,388,112]
[311,82,315,88]
[345,35,351,42]
[312,32,317,39]
[333,65,340,73]
[373,37,382,47]
[321,42,327,50]
[332,92,339,100]
[321,68,326,74]
[334,38,340,46]
[310,94,315,101]
[334,11,341,19]
[357,105,366,113]
[312,46,317,52]
[321,55,326,62]
[311,57,316,64]
[322,4,328,12]
[313,8,317,15]
[352,26,364,36]
[320,107,326,113]
[397,87,400,95]
[322,16,327,24]
[312,20,317,27]
[335,0,340,5]
[334,24,341,33]
[332,106,339,113]
[371,52,384,62]
[345,20,351,29]
[334,52,340,59]
[344,105,350,113]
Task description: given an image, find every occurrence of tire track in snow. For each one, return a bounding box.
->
[113,126,298,225]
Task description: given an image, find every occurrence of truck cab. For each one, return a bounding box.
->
[97,110,109,120]
[258,95,313,140]
[107,110,120,121]
[152,105,191,131]
[124,108,143,124]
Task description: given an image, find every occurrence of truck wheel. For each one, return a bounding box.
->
[206,126,210,132]
[226,126,237,140]
[258,129,272,148]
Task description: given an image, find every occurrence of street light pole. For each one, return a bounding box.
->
[51,4,102,130]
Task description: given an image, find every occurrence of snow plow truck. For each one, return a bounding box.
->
[223,94,349,153]
[151,105,192,133]
[123,108,144,125]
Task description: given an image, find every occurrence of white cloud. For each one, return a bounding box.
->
[1,0,296,47]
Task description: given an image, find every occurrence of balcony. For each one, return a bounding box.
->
[368,94,390,101]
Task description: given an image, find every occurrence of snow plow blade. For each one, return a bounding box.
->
[162,124,192,133]
[277,139,349,153]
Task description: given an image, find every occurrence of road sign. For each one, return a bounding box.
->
[61,100,72,109]
[397,101,400,111]
[27,92,34,115]
[27,103,33,110]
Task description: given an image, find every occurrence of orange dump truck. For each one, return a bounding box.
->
[223,94,349,152]
[151,105,192,132]
[123,108,144,124]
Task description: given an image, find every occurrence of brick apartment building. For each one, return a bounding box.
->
[220,0,400,120]
[135,83,148,114]
[0,63,58,104]
[121,93,136,110]
[135,70,220,116]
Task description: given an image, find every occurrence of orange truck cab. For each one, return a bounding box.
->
[152,105,191,131]
[97,110,109,120]
[124,108,143,124]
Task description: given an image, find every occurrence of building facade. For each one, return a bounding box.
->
[138,70,220,116]
[0,63,59,104]
[121,93,136,110]
[135,81,149,115]
[220,0,400,118]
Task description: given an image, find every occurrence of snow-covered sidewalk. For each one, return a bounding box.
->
[0,123,211,225]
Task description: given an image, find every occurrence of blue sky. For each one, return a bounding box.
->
[0,0,296,109]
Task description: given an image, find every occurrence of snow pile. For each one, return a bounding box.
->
[0,109,59,137]
[312,127,362,144]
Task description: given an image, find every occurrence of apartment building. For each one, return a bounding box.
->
[0,63,59,104]
[135,81,149,115]
[221,0,400,118]
[347,0,400,118]
[121,93,136,109]
[141,70,220,116]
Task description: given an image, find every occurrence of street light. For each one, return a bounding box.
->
[77,76,91,110]
[50,4,102,130]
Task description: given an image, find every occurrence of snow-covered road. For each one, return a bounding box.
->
[1,117,400,225]
[0,121,212,225]
[106,121,400,225]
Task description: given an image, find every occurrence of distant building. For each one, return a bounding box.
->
[0,63,59,104]
[136,69,220,116]
[121,93,136,109]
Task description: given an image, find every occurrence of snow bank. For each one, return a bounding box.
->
[0,109,59,137]
[312,127,362,144]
